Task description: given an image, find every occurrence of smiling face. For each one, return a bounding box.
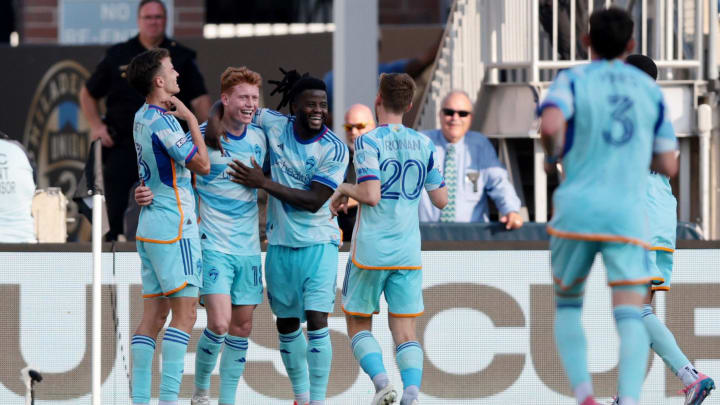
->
[157,56,179,95]
[439,91,473,144]
[222,82,260,126]
[294,89,328,132]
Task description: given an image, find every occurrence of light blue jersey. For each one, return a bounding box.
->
[194,122,267,255]
[647,172,677,249]
[253,108,348,247]
[540,60,678,244]
[350,124,444,269]
[134,103,199,243]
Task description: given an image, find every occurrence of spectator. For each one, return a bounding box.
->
[338,104,376,241]
[79,0,211,241]
[418,90,523,229]
[0,131,36,243]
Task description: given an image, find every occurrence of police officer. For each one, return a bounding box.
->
[79,0,211,241]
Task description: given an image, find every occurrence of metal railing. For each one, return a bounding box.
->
[415,0,719,234]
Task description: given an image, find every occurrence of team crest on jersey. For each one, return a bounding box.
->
[23,60,91,239]
[305,156,317,173]
[254,144,262,161]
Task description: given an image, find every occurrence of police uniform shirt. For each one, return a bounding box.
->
[85,35,208,149]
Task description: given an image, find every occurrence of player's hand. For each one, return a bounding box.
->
[228,157,266,189]
[330,191,349,217]
[500,211,523,230]
[134,184,154,206]
[164,96,197,125]
[90,124,114,148]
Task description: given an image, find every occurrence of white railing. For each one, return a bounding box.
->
[415,0,718,232]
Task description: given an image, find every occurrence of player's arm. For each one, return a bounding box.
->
[166,96,210,175]
[427,187,448,209]
[651,97,679,178]
[336,180,381,207]
[651,151,678,177]
[539,106,566,160]
[228,158,334,213]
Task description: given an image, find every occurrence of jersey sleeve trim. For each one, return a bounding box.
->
[357,175,379,183]
[311,175,338,190]
[185,145,198,163]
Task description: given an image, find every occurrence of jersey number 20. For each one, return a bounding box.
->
[380,158,426,200]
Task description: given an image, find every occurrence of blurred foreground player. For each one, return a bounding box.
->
[226,69,348,405]
[331,73,447,405]
[609,54,714,405]
[127,48,209,405]
[538,8,678,405]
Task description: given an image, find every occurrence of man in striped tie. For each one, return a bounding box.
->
[418,90,523,229]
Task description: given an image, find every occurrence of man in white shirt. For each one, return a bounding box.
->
[0,132,36,243]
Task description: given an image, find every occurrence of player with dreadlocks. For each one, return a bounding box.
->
[226,68,349,405]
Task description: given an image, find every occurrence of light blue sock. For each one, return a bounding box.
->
[307,327,332,402]
[279,328,310,399]
[615,305,649,403]
[641,304,691,375]
[159,328,190,401]
[195,328,226,390]
[396,341,423,405]
[554,296,591,401]
[351,331,388,392]
[218,335,248,405]
[131,335,156,404]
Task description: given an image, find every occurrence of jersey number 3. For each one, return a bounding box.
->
[602,95,634,146]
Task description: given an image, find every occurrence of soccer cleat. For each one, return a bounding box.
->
[371,384,397,405]
[190,392,210,405]
[681,373,715,405]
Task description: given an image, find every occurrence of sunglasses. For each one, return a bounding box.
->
[343,122,368,131]
[442,108,471,117]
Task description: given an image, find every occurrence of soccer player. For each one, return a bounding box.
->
[136,66,268,405]
[226,70,348,405]
[613,54,715,405]
[127,48,210,405]
[538,8,678,405]
[330,73,447,405]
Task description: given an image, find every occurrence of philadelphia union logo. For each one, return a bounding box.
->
[23,60,91,238]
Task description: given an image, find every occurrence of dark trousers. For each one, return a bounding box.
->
[102,145,138,241]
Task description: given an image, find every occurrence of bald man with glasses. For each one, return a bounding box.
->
[418,90,523,229]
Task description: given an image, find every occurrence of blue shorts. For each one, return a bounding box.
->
[341,260,424,317]
[550,237,657,296]
[649,248,674,291]
[265,244,338,322]
[137,238,203,298]
[200,250,263,306]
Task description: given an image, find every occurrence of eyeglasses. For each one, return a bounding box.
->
[442,108,471,117]
[343,122,368,131]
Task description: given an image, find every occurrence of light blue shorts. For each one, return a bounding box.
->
[200,250,263,306]
[341,260,424,317]
[649,248,674,291]
[137,238,203,298]
[265,243,338,322]
[550,237,655,296]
